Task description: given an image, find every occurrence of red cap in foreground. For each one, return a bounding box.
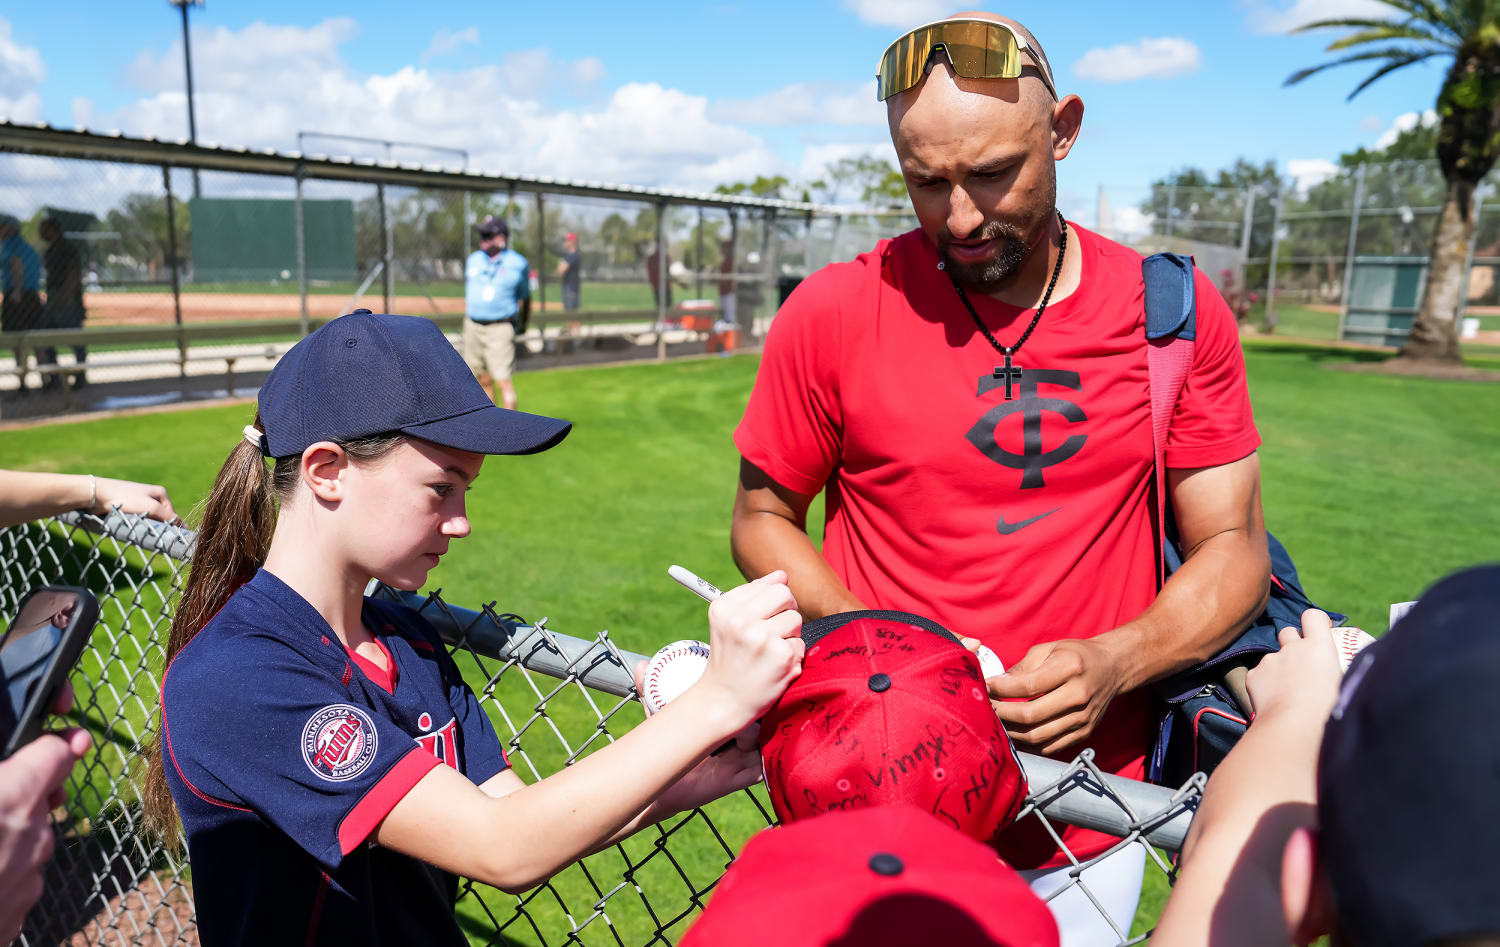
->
[680,806,1059,947]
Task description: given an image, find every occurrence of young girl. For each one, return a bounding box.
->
[141,312,804,947]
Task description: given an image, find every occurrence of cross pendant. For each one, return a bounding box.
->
[993,351,1023,400]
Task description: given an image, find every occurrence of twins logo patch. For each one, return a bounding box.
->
[302,704,379,782]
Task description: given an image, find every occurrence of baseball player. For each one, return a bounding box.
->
[143,311,804,947]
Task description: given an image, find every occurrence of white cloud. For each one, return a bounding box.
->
[799,142,898,182]
[97,21,784,192]
[1287,158,1339,192]
[0,15,44,122]
[1358,114,1383,133]
[1375,108,1437,148]
[572,56,605,86]
[1244,0,1391,34]
[840,0,948,28]
[421,26,479,64]
[1073,37,1201,82]
[712,81,882,127]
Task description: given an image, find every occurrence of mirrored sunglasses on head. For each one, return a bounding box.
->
[876,18,1057,102]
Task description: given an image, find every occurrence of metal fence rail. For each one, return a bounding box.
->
[2,512,1202,946]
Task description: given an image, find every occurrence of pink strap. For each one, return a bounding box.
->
[1147,335,1194,586]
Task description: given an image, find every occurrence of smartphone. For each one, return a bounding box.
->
[0,586,100,759]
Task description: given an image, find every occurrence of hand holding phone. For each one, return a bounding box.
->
[1,587,99,759]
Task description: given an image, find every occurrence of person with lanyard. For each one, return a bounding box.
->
[729,12,1266,945]
[143,311,803,947]
[462,215,530,411]
[0,214,44,392]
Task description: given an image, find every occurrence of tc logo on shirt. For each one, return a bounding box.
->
[965,369,1088,489]
[302,704,380,782]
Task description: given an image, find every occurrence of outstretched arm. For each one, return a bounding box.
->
[0,469,179,529]
[1152,611,1341,947]
[376,573,804,893]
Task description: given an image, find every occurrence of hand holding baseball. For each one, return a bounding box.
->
[695,571,804,728]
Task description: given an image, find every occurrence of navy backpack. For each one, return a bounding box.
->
[1141,253,1346,787]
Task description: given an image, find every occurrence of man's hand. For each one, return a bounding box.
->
[0,685,91,942]
[92,477,178,523]
[986,637,1126,757]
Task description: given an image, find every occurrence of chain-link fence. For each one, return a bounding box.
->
[1,511,1204,946]
[1097,161,1500,345]
[0,124,924,418]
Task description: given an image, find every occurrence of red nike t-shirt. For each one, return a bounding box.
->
[734,224,1259,866]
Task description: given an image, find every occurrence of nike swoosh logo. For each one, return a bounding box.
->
[995,508,1060,535]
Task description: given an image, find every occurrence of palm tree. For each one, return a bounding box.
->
[1286,0,1500,363]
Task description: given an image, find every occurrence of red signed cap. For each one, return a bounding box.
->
[680,806,1059,947]
[759,610,1028,845]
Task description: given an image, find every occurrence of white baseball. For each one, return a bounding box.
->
[1334,626,1377,672]
[974,644,1005,680]
[642,639,711,715]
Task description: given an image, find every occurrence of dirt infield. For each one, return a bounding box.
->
[85,291,467,326]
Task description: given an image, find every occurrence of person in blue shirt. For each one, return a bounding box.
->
[141,311,804,947]
[463,215,530,410]
[0,215,44,392]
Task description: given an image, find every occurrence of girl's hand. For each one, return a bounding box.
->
[694,571,804,728]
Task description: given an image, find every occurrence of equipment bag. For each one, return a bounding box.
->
[1141,253,1345,787]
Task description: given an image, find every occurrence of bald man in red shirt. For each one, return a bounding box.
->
[731,12,1269,944]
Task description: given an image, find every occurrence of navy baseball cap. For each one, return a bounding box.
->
[256,311,570,458]
[476,215,509,237]
[1317,564,1500,947]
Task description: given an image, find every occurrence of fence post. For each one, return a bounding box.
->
[161,164,186,376]
[295,164,309,336]
[535,192,547,342]
[695,204,705,301]
[1337,163,1367,343]
[760,208,776,337]
[463,191,472,261]
[655,200,668,361]
[1265,187,1284,331]
[377,182,393,313]
[1165,182,1177,239]
[1239,187,1257,259]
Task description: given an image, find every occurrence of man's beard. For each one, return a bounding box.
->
[937,220,1032,293]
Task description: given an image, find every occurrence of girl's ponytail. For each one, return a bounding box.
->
[142,417,288,848]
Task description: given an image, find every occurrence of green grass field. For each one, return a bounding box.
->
[4,342,1498,943]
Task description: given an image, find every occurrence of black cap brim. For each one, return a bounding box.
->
[401,404,571,456]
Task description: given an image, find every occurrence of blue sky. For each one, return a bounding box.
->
[0,0,1451,224]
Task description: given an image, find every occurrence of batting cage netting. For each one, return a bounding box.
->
[1,512,1204,946]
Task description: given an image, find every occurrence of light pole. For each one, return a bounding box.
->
[168,0,203,198]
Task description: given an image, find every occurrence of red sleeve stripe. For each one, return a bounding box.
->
[336,748,440,855]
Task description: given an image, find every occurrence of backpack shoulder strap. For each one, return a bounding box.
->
[1142,252,1197,585]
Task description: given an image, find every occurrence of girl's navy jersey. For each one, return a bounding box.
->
[160,569,510,946]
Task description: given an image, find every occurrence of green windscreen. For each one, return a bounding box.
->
[188,197,355,284]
